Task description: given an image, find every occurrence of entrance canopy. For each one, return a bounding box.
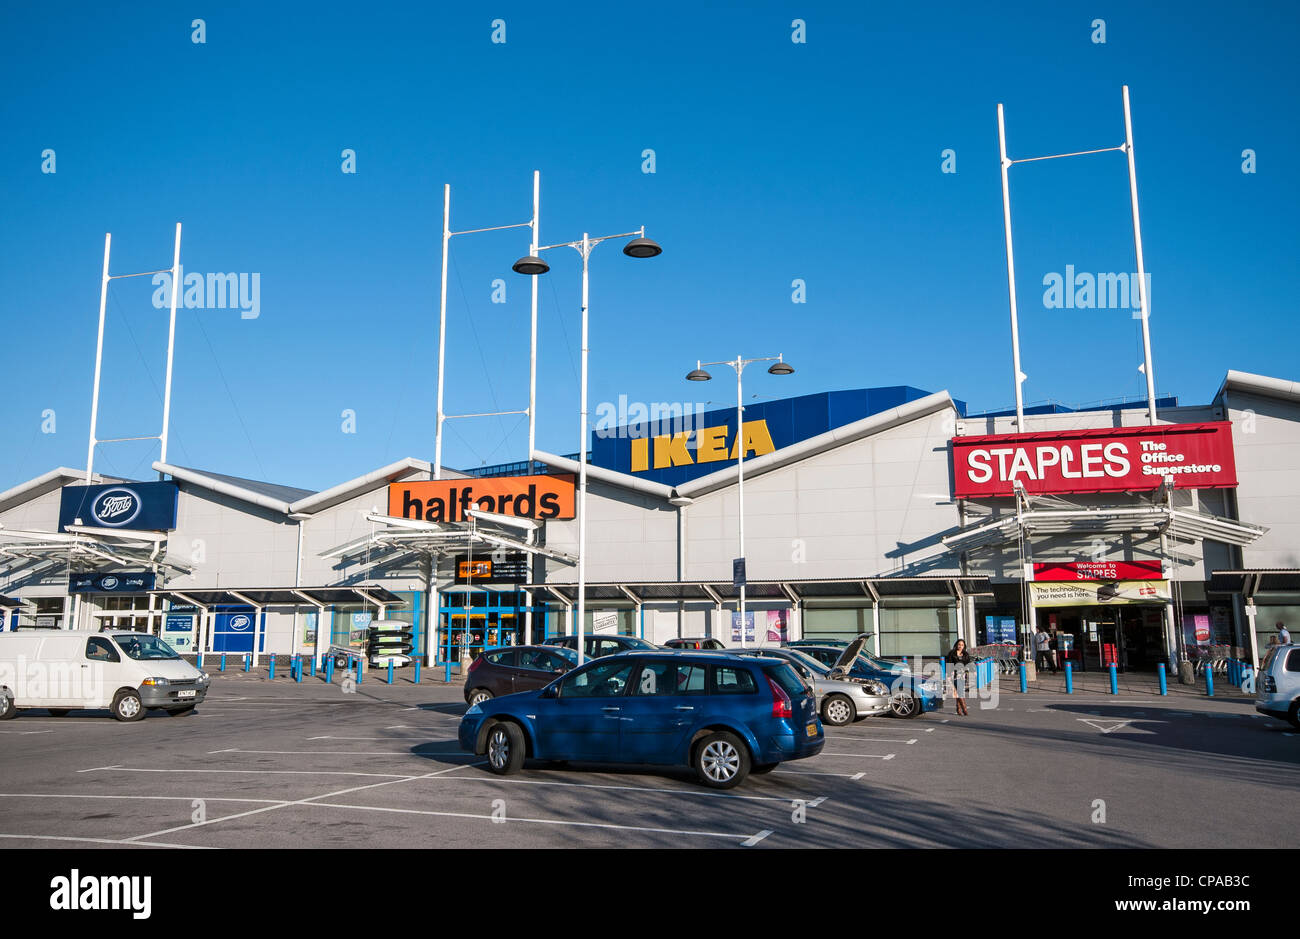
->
[0,595,27,609]
[1208,569,1300,596]
[0,525,194,577]
[523,575,992,605]
[148,586,406,609]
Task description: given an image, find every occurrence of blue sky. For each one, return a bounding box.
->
[1,1,1296,493]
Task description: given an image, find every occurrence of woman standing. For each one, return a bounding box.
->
[946,639,975,716]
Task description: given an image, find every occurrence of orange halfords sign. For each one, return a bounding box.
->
[389,474,576,523]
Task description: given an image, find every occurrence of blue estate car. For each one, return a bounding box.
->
[458,651,824,788]
[792,634,945,719]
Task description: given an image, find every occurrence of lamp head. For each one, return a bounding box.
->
[767,360,794,376]
[512,255,550,275]
[622,237,662,259]
[685,368,712,382]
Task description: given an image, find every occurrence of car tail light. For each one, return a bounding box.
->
[767,675,793,719]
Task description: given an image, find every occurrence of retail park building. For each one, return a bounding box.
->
[2,370,1298,671]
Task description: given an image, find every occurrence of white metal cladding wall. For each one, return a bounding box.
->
[679,408,962,582]
[539,479,679,583]
[298,482,427,588]
[164,486,299,589]
[1229,390,1300,568]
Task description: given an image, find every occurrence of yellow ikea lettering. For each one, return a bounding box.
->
[731,420,776,460]
[631,437,650,472]
[696,424,730,463]
[653,432,694,469]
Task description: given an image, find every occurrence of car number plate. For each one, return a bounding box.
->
[806,723,817,738]
[177,690,197,698]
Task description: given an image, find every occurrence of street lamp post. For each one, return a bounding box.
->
[686,354,794,647]
[512,230,661,665]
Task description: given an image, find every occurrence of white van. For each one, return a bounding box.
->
[0,630,210,721]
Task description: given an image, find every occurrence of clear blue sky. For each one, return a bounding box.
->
[2,1,1296,493]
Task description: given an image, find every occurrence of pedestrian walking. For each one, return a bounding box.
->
[946,639,975,716]
[1033,626,1056,673]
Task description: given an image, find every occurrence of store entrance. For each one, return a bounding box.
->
[1036,605,1167,671]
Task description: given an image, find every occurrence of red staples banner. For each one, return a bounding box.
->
[952,422,1237,497]
[1033,561,1165,582]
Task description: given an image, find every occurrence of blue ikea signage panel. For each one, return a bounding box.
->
[589,387,964,487]
[59,481,179,532]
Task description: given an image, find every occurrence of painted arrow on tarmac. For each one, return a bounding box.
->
[1076,718,1164,734]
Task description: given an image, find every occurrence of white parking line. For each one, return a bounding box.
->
[313,800,763,844]
[771,769,867,779]
[208,748,461,756]
[125,760,482,842]
[818,752,895,759]
[421,774,826,804]
[0,833,209,848]
[0,730,53,735]
[0,793,286,806]
[827,734,916,744]
[742,829,773,846]
[305,735,442,741]
[82,767,421,779]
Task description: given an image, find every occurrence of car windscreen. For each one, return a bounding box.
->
[113,634,181,660]
[549,646,580,664]
[619,637,659,651]
[779,648,830,676]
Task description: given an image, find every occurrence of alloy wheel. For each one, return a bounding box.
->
[701,740,740,782]
[488,727,510,770]
[825,698,852,725]
[119,696,140,719]
[890,693,915,717]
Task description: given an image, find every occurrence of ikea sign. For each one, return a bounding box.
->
[590,387,955,487]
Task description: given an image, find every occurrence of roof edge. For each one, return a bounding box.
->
[0,466,122,516]
[289,457,443,515]
[529,450,677,501]
[1217,370,1300,406]
[154,462,293,515]
[674,390,958,499]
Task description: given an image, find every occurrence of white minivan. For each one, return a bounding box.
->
[0,630,210,721]
[1256,642,1300,729]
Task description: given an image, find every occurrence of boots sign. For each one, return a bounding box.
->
[389,474,577,523]
[952,422,1237,497]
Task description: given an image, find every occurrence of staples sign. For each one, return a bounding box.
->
[952,422,1237,497]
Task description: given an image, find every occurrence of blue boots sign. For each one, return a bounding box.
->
[59,481,179,531]
[69,571,157,593]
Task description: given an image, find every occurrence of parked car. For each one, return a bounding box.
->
[1256,643,1300,728]
[459,651,824,788]
[0,630,209,721]
[663,637,726,650]
[728,646,891,725]
[464,645,579,706]
[541,633,661,658]
[793,635,943,718]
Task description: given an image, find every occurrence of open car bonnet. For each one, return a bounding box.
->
[828,634,870,677]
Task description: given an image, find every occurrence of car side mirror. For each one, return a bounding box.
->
[541,684,559,699]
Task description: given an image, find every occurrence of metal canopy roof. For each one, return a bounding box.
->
[523,576,991,605]
[944,505,1267,553]
[0,595,27,609]
[1208,570,1300,596]
[148,586,406,608]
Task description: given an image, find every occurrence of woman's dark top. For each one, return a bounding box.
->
[945,649,974,694]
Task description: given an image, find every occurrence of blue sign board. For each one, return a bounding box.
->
[984,615,1018,643]
[212,606,265,653]
[69,571,157,593]
[589,387,965,487]
[59,481,179,532]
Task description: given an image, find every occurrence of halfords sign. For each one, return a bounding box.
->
[389,475,576,523]
[58,482,179,531]
[951,423,1237,498]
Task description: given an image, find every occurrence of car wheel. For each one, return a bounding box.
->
[821,694,856,727]
[167,705,196,716]
[1289,699,1300,730]
[751,763,778,775]
[485,722,525,776]
[111,690,145,722]
[890,692,920,719]
[694,731,750,789]
[0,691,16,720]
[467,688,493,707]
[46,709,72,717]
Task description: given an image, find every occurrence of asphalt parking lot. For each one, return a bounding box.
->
[1,673,1295,849]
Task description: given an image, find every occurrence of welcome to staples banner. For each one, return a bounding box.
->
[952,422,1237,498]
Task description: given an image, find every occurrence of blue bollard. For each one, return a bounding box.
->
[355,658,362,685]
[1205,665,1214,697]
[196,652,204,669]
[1018,661,1027,693]
[1158,662,1167,695]
[295,656,302,683]
[325,657,334,684]
[1064,663,1073,694]
[310,656,317,677]
[413,659,421,684]
[219,654,226,672]
[1109,663,1118,695]
[244,654,251,672]
[387,660,394,685]
[268,657,276,680]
